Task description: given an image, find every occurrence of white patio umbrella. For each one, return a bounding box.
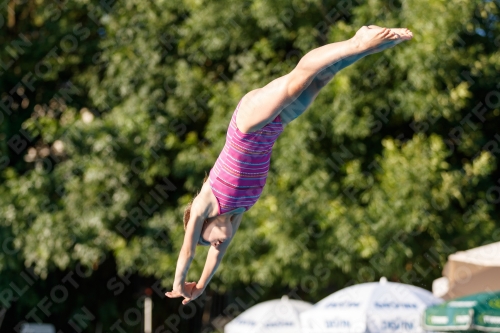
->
[300,277,442,333]
[432,241,500,299]
[224,295,313,333]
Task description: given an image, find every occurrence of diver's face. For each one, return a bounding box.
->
[201,214,234,248]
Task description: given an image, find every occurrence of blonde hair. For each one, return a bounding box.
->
[183,173,209,230]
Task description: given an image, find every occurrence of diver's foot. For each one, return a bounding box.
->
[373,27,413,53]
[351,25,412,54]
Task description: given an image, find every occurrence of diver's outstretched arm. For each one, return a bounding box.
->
[166,201,208,301]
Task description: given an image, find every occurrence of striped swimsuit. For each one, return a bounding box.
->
[209,99,284,215]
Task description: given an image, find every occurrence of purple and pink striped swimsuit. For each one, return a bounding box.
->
[209,99,284,215]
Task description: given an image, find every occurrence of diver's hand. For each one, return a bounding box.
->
[182,283,204,305]
[165,282,196,300]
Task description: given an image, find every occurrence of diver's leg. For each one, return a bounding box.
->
[236,26,412,132]
[280,27,412,124]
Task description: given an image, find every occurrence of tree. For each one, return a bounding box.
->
[1,0,499,332]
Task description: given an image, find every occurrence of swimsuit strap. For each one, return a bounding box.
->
[220,207,246,216]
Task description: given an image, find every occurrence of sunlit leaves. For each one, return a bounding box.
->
[1,0,499,307]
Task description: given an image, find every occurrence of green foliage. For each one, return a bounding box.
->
[1,0,500,331]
